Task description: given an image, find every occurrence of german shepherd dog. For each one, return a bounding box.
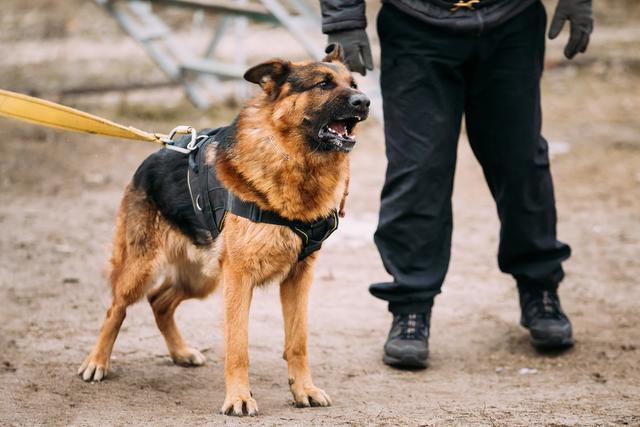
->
[77,44,369,416]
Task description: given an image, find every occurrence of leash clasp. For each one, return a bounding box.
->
[451,0,480,11]
[163,125,198,154]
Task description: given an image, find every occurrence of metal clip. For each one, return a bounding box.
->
[163,125,197,154]
[451,0,480,12]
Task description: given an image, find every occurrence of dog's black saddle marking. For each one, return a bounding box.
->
[182,127,339,261]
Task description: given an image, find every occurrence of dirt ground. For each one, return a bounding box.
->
[1,1,639,426]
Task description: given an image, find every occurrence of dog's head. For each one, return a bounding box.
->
[243,43,370,153]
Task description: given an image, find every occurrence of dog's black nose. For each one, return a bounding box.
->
[349,93,371,110]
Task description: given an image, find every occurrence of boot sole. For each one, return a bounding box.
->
[521,320,574,350]
[530,336,574,350]
[383,353,428,370]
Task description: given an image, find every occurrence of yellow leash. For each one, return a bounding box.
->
[0,89,197,153]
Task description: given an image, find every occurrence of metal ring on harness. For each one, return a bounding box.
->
[195,134,210,145]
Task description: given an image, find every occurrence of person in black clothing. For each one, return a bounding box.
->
[320,0,593,368]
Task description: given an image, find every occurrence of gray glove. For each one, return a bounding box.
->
[549,0,593,59]
[328,29,373,75]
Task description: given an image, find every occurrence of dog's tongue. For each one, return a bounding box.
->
[329,121,346,135]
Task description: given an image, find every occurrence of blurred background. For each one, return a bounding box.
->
[1,0,639,425]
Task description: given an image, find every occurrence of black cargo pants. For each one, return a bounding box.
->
[371,1,571,314]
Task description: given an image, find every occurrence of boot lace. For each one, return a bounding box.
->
[526,290,565,320]
[396,313,428,339]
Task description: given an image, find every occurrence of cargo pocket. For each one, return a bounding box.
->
[534,137,551,167]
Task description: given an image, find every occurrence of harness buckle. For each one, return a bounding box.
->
[450,0,480,12]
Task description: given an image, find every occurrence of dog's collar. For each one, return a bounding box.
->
[183,128,338,261]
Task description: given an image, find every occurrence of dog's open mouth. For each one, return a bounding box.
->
[318,116,362,152]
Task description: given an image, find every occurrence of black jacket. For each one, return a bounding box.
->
[321,0,540,34]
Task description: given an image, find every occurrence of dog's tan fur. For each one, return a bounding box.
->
[78,47,364,416]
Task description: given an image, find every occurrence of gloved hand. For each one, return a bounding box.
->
[328,29,373,75]
[548,0,593,60]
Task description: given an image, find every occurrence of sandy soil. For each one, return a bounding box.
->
[1,1,639,426]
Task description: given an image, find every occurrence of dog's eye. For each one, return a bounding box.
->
[317,80,332,89]
[350,81,358,89]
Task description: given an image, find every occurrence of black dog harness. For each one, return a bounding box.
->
[181,127,338,260]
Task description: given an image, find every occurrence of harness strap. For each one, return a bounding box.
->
[227,194,295,227]
[292,209,339,260]
[226,193,339,260]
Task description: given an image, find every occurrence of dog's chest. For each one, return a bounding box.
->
[223,217,305,283]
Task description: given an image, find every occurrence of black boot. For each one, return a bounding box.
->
[383,307,431,369]
[519,285,574,350]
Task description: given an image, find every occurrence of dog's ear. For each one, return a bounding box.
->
[243,60,291,97]
[323,43,345,64]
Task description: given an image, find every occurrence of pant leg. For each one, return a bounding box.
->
[464,1,571,290]
[371,4,470,313]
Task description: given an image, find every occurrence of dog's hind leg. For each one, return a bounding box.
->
[280,259,332,408]
[148,236,221,366]
[147,279,206,367]
[78,188,161,382]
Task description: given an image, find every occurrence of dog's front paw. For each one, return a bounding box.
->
[77,353,109,382]
[171,347,206,367]
[221,389,258,416]
[289,379,332,408]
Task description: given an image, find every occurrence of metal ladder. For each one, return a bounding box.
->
[94,0,381,120]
